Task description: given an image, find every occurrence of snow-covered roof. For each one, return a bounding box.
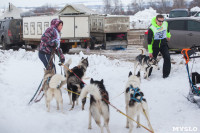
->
[0,3,23,19]
[56,4,99,15]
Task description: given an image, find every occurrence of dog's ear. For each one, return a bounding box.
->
[90,78,94,83]
[136,71,140,77]
[101,79,104,83]
[128,71,132,77]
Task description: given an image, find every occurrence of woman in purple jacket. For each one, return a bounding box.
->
[38,18,65,73]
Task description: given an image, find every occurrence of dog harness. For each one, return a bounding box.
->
[129,85,143,103]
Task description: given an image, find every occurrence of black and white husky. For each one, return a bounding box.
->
[125,71,154,133]
[63,57,89,110]
[80,78,110,133]
[134,48,159,79]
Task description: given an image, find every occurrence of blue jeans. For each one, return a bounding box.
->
[38,52,56,73]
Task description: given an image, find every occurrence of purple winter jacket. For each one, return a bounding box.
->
[39,19,65,60]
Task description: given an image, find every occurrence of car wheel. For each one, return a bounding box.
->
[175,51,181,54]
[2,39,9,50]
[61,44,69,54]
[31,45,37,49]
[81,42,87,48]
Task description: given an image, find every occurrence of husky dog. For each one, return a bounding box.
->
[134,48,159,79]
[125,71,154,133]
[80,78,110,133]
[41,69,55,91]
[63,57,89,110]
[45,74,66,112]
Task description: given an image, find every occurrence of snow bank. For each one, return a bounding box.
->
[191,6,200,11]
[0,49,200,133]
[130,7,158,29]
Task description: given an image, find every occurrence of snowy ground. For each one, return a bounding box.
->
[0,48,200,133]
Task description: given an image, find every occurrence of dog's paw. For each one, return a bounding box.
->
[69,108,74,111]
[88,126,92,129]
[126,123,129,128]
[137,125,141,128]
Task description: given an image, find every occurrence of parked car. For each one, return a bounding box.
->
[0,18,24,50]
[143,17,200,52]
[169,9,189,18]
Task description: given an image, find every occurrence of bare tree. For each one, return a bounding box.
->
[119,1,125,15]
[103,0,112,14]
[113,0,119,14]
[160,0,168,13]
[190,0,200,8]
[32,4,57,15]
[137,0,144,11]
[131,0,144,14]
[126,5,134,15]
[148,0,157,9]
[173,0,187,9]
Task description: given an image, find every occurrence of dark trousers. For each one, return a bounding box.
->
[153,45,171,77]
[38,52,56,73]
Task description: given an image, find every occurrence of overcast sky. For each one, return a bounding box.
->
[1,0,193,8]
[1,0,103,8]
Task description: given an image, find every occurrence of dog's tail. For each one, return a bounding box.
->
[63,58,72,78]
[49,74,66,89]
[80,84,101,101]
[64,58,72,68]
[137,48,146,55]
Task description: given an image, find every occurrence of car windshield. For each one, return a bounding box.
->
[169,11,188,18]
[190,11,197,16]
[194,12,200,17]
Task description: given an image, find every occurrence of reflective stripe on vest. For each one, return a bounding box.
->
[150,22,168,40]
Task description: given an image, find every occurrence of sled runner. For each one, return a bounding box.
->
[181,46,200,107]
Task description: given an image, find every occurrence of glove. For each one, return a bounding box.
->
[61,58,65,64]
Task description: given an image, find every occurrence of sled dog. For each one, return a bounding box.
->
[134,48,159,79]
[41,69,55,91]
[63,57,89,110]
[80,78,110,133]
[45,74,66,112]
[125,71,154,133]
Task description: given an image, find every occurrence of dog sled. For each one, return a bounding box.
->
[181,46,200,107]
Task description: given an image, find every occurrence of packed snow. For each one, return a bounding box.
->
[129,7,158,29]
[0,49,200,133]
[190,6,200,12]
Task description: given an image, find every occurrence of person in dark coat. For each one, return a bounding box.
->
[147,15,171,78]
